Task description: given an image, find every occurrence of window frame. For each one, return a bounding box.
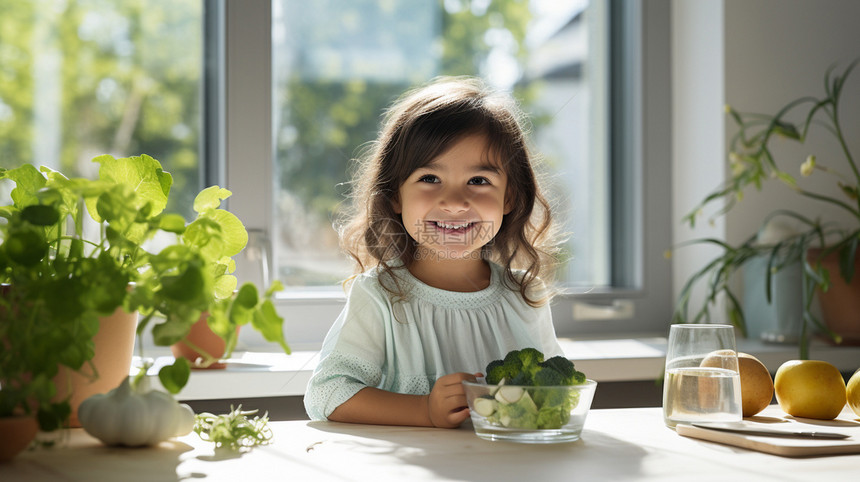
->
[217,0,673,349]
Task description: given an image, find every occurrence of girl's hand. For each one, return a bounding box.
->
[427,372,481,428]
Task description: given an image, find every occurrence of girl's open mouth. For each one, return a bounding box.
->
[425,220,479,237]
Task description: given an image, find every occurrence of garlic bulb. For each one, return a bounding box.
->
[78,376,195,447]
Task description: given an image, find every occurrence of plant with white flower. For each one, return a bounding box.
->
[673,60,860,358]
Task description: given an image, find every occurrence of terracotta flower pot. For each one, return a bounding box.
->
[807,248,860,345]
[0,416,38,462]
[171,313,238,369]
[53,307,138,427]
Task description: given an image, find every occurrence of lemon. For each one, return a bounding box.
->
[847,368,860,418]
[774,360,846,420]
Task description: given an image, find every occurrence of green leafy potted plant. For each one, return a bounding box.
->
[0,154,289,447]
[672,60,860,359]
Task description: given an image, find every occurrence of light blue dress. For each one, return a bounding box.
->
[303,261,564,421]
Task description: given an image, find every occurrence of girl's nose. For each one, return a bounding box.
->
[440,189,470,213]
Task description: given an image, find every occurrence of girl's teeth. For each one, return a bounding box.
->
[435,221,470,230]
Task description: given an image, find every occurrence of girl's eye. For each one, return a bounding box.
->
[468,177,491,185]
[418,174,439,183]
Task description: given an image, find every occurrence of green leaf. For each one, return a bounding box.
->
[774,171,797,188]
[214,274,238,299]
[234,283,258,309]
[57,337,95,371]
[134,202,154,224]
[206,308,234,341]
[3,164,46,208]
[91,154,172,218]
[251,300,290,354]
[160,265,206,302]
[181,217,221,250]
[21,204,60,226]
[159,213,188,234]
[265,280,285,298]
[0,205,16,220]
[37,402,71,432]
[45,278,87,322]
[158,358,191,394]
[185,210,248,260]
[151,310,199,346]
[5,226,48,266]
[193,186,232,214]
[839,236,858,283]
[772,120,800,140]
[838,182,858,200]
[229,284,258,327]
[95,187,137,225]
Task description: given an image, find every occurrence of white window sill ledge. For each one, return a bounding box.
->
[136,337,860,401]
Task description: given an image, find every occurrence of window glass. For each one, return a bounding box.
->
[0,0,203,218]
[272,0,607,288]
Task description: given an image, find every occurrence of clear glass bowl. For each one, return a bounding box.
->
[462,379,597,444]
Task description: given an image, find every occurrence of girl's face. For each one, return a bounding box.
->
[392,133,511,262]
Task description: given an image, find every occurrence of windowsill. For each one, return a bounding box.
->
[137,336,860,402]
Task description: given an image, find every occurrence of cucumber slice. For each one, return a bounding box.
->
[487,378,505,396]
[473,396,497,417]
[495,385,524,404]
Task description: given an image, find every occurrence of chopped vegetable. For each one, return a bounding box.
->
[473,396,498,417]
[193,405,273,450]
[480,348,587,430]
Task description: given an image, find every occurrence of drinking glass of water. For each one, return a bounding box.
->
[662,324,742,428]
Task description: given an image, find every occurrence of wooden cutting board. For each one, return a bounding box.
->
[676,414,860,457]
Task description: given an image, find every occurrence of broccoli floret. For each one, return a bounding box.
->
[540,355,586,385]
[502,350,524,372]
[539,355,575,379]
[494,348,546,386]
[533,367,565,387]
[485,360,506,385]
[536,405,571,430]
[517,347,545,368]
[531,379,568,406]
[496,391,539,429]
[510,371,533,386]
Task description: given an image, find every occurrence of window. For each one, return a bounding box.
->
[0,0,204,219]
[221,0,673,347]
[270,0,610,289]
[3,0,673,348]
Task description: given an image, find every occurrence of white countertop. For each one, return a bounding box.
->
[136,337,860,401]
[4,405,859,481]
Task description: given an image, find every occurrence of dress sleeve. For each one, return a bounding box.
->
[303,276,390,421]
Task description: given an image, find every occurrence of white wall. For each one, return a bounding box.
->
[671,0,727,319]
[671,0,860,314]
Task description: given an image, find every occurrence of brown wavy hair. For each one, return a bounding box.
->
[337,76,562,306]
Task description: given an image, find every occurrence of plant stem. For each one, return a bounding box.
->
[177,337,220,367]
[830,108,860,213]
[795,188,860,218]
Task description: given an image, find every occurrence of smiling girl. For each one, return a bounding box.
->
[303,77,565,428]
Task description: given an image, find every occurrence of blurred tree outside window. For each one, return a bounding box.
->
[272,0,606,289]
[1,0,607,292]
[0,0,202,220]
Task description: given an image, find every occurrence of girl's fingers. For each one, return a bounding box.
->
[437,382,469,399]
[443,394,468,410]
[447,407,471,425]
[438,372,478,387]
